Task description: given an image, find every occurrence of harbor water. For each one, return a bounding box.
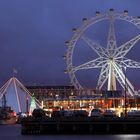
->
[0,124,140,140]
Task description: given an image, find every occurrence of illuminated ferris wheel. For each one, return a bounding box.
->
[64,9,140,96]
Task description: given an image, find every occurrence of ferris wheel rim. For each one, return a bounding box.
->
[66,10,140,90]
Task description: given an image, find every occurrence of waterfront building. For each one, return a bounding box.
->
[27,86,140,116]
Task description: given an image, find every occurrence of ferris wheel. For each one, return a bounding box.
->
[64,9,140,96]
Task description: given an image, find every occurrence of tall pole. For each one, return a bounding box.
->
[124,67,127,117]
[26,96,29,114]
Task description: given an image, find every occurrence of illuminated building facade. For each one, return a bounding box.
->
[27,86,140,116]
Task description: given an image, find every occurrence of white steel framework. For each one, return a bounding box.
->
[0,77,41,112]
[65,9,140,96]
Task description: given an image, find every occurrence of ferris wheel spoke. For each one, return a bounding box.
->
[107,11,117,51]
[81,35,108,57]
[116,58,140,68]
[113,62,135,96]
[115,34,140,58]
[114,69,128,96]
[97,64,109,89]
[113,66,126,95]
[73,57,106,72]
[115,71,135,96]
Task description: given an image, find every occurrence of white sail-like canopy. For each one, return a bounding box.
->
[0,77,41,113]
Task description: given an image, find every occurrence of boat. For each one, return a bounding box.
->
[0,94,17,124]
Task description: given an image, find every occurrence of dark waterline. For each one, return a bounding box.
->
[0,124,140,140]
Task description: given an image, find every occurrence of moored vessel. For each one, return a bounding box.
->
[0,94,16,124]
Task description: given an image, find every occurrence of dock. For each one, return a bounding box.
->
[21,117,140,134]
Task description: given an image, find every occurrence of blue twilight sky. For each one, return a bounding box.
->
[0,0,140,89]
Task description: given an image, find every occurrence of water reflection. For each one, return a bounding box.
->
[0,125,140,140]
[31,135,140,140]
[115,135,140,140]
[45,135,140,140]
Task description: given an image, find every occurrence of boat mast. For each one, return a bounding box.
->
[2,94,7,109]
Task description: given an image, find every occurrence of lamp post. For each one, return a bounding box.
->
[26,96,29,114]
[124,67,127,117]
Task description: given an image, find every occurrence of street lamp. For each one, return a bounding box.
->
[26,96,29,114]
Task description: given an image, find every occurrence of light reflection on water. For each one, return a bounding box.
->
[22,135,140,140]
[0,125,140,140]
[115,135,140,140]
